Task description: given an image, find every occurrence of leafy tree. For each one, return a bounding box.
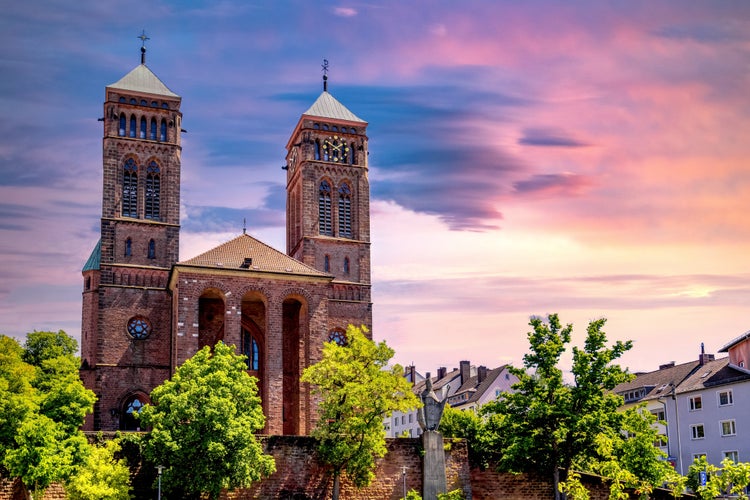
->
[66,439,132,500]
[688,456,750,499]
[300,325,420,500]
[22,330,78,367]
[481,314,633,500]
[138,341,275,500]
[4,413,88,498]
[0,331,96,498]
[439,404,486,468]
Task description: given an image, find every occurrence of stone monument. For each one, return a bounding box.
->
[417,376,449,500]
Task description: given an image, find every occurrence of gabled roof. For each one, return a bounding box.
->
[719,329,750,353]
[413,369,460,395]
[178,233,330,278]
[82,239,101,272]
[303,91,366,123]
[613,360,700,402]
[676,357,750,393]
[108,64,180,98]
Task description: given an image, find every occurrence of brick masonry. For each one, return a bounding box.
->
[0,436,694,500]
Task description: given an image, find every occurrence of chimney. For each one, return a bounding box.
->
[460,360,471,386]
[699,342,715,365]
[437,366,447,380]
[478,365,488,383]
[409,365,416,385]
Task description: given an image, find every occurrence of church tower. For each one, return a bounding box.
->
[284,67,372,331]
[80,39,182,430]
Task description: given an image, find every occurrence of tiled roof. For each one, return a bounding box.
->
[82,239,101,272]
[413,369,460,394]
[303,91,366,123]
[108,64,179,98]
[613,360,700,402]
[178,233,331,278]
[465,366,509,405]
[719,329,750,352]
[675,357,750,393]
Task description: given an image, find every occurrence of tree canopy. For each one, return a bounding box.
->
[481,314,634,500]
[300,325,420,500]
[0,330,97,498]
[138,341,275,500]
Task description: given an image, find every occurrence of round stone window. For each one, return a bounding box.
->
[127,317,151,339]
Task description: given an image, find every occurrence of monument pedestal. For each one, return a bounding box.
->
[422,430,447,500]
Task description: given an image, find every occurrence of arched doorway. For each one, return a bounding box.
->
[282,297,303,435]
[199,288,225,349]
[241,291,267,417]
[120,393,148,431]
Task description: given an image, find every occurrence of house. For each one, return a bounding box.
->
[614,337,750,474]
[385,361,518,437]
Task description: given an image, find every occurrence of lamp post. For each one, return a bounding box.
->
[401,465,407,499]
[156,465,164,500]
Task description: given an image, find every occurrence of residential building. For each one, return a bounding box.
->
[614,335,750,474]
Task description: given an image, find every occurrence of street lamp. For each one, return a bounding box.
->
[401,465,407,500]
[156,465,164,500]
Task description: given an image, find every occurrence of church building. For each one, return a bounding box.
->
[79,46,372,435]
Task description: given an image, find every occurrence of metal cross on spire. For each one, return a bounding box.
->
[138,30,150,64]
[322,58,329,92]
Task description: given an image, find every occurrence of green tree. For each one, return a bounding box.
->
[481,314,633,500]
[138,341,275,500]
[66,439,132,500]
[22,330,78,367]
[688,456,750,499]
[300,325,420,500]
[0,331,96,498]
[439,405,486,468]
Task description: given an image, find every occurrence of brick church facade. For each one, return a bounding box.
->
[80,48,372,435]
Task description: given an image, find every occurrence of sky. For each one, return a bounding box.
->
[1,1,749,377]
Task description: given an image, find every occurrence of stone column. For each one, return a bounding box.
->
[422,430,447,500]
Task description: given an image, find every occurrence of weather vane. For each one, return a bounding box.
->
[322,58,329,92]
[138,30,150,64]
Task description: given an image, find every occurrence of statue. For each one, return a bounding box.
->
[417,377,449,432]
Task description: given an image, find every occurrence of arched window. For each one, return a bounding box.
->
[145,161,160,220]
[140,99,147,106]
[314,140,321,160]
[129,115,136,138]
[241,328,260,371]
[150,118,157,140]
[344,257,350,275]
[160,119,167,141]
[125,238,132,257]
[122,158,137,217]
[129,98,137,104]
[118,114,126,136]
[338,183,352,238]
[327,329,347,346]
[119,97,126,103]
[139,117,147,139]
[120,395,146,431]
[318,181,332,235]
[148,239,155,259]
[324,255,330,272]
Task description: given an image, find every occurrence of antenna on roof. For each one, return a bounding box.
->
[138,30,150,65]
[322,59,329,92]
[243,217,247,235]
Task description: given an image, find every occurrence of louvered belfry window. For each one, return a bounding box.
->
[338,183,352,238]
[122,158,138,218]
[145,161,160,220]
[319,180,332,235]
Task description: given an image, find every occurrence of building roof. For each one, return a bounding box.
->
[454,365,510,405]
[675,357,750,394]
[413,368,460,395]
[614,360,700,402]
[719,329,750,353]
[178,233,330,278]
[303,91,366,123]
[108,64,180,98]
[82,239,101,272]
